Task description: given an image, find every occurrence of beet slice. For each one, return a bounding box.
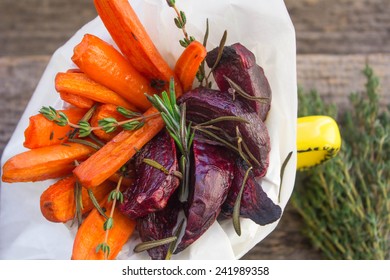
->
[137,192,181,260]
[175,137,234,253]
[206,43,272,121]
[221,158,281,225]
[119,130,180,218]
[179,87,270,177]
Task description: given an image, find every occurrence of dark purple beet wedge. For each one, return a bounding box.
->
[206,43,272,121]
[136,192,181,260]
[179,87,270,177]
[221,158,281,226]
[175,136,234,253]
[119,130,180,219]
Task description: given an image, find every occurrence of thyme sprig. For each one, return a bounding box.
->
[146,78,194,202]
[166,0,195,47]
[39,106,159,138]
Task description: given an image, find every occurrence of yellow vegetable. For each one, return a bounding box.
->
[296,116,341,170]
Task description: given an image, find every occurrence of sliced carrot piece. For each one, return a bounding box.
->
[40,175,115,223]
[71,34,156,111]
[59,91,95,109]
[23,108,87,149]
[73,107,164,188]
[2,143,95,183]
[94,0,183,96]
[55,72,138,111]
[174,41,207,93]
[71,196,136,260]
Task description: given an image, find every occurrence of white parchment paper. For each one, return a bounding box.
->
[0,0,297,259]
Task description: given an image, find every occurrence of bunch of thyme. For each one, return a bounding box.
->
[293,65,390,259]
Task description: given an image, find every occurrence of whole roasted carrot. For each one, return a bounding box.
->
[55,72,138,111]
[40,175,115,223]
[174,40,207,93]
[24,108,87,149]
[90,103,127,142]
[71,34,155,111]
[2,143,94,183]
[73,107,164,188]
[59,91,95,109]
[71,196,136,260]
[94,0,183,96]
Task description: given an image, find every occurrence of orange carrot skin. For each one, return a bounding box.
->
[94,0,183,96]
[40,175,115,223]
[55,72,138,111]
[2,143,94,183]
[71,198,136,260]
[174,41,207,93]
[90,103,128,142]
[73,107,164,188]
[23,108,87,149]
[59,91,95,109]
[71,34,155,111]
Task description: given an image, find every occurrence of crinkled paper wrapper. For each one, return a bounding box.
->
[0,0,297,260]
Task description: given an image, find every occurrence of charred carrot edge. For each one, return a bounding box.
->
[59,91,95,109]
[23,108,88,149]
[90,103,127,142]
[40,175,116,223]
[55,72,138,111]
[72,34,155,111]
[71,195,136,260]
[174,41,207,93]
[93,0,183,96]
[73,107,164,188]
[2,143,95,183]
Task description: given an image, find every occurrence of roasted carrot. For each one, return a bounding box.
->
[174,41,207,93]
[55,72,138,111]
[72,34,155,111]
[90,103,127,142]
[40,175,115,223]
[94,0,183,96]
[73,107,164,188]
[71,196,136,260]
[2,143,94,183]
[59,91,95,109]
[23,108,87,149]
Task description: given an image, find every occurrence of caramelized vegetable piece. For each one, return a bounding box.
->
[174,41,207,93]
[179,88,270,177]
[206,43,272,121]
[40,175,115,223]
[73,107,164,188]
[71,197,136,260]
[2,143,94,183]
[175,137,234,253]
[59,91,95,109]
[72,34,155,111]
[221,158,282,225]
[55,72,138,110]
[90,103,128,142]
[137,192,181,260]
[24,108,87,149]
[119,130,180,219]
[94,0,182,96]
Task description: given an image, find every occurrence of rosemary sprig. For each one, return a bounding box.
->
[146,78,194,202]
[224,75,270,104]
[133,236,178,254]
[233,166,253,236]
[39,106,158,138]
[278,151,293,203]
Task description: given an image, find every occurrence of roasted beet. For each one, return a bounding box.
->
[221,158,281,225]
[206,43,272,121]
[179,87,270,177]
[119,130,180,218]
[175,136,234,253]
[137,192,181,260]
